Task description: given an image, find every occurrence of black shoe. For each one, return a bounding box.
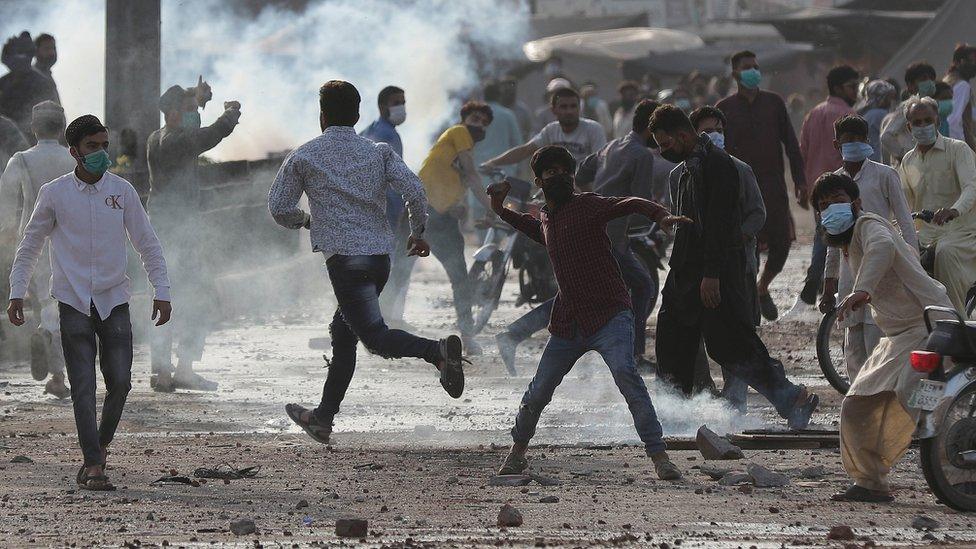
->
[759,293,778,321]
[495,332,518,376]
[438,335,465,398]
[799,280,818,305]
[285,403,333,444]
[830,485,893,503]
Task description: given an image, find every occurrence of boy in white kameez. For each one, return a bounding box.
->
[812,173,952,503]
[819,115,918,377]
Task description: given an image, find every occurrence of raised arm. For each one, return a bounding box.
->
[484,141,539,168]
[122,183,171,302]
[268,153,309,230]
[487,181,544,244]
[595,195,668,225]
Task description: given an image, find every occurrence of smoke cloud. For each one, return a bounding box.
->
[0,0,530,167]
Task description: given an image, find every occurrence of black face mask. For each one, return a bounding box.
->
[541,173,575,205]
[660,146,686,164]
[466,124,486,143]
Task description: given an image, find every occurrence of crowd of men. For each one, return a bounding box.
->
[1,25,975,504]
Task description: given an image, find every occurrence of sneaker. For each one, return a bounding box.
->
[462,336,483,356]
[788,388,819,430]
[437,335,465,398]
[648,451,682,480]
[172,371,219,391]
[799,280,818,305]
[758,293,778,321]
[495,332,518,376]
[30,332,49,381]
[150,373,176,393]
[44,375,70,399]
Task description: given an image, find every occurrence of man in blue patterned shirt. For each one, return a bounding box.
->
[269,80,466,445]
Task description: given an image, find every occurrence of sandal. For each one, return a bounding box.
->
[77,465,116,491]
[285,403,333,444]
[830,484,893,503]
[497,454,528,475]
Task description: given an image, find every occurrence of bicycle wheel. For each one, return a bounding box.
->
[469,250,506,334]
[920,381,976,511]
[816,308,850,395]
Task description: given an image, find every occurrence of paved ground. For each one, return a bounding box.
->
[2,242,975,547]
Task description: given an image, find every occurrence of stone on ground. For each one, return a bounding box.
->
[696,426,744,460]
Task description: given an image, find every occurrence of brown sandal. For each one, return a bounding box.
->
[77,465,116,491]
[285,403,333,444]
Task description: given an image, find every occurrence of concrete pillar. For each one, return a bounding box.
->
[104,0,160,179]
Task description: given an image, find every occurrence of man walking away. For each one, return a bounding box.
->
[716,51,807,321]
[810,174,952,503]
[0,101,76,398]
[795,65,859,309]
[147,79,241,392]
[490,145,688,481]
[943,43,976,151]
[820,115,917,378]
[651,105,818,430]
[7,115,172,491]
[270,80,465,445]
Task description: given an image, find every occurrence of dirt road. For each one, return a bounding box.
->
[1,243,974,547]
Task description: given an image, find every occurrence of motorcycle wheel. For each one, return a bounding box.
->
[469,250,506,335]
[920,381,976,511]
[816,308,851,395]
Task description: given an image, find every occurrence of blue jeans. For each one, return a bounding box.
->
[316,254,441,420]
[511,310,666,453]
[59,302,133,467]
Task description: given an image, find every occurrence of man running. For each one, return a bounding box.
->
[269,80,465,445]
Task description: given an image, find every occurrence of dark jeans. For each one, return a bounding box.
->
[802,222,828,297]
[511,310,666,452]
[656,267,801,419]
[59,302,133,467]
[426,209,474,335]
[315,254,441,421]
[507,246,653,357]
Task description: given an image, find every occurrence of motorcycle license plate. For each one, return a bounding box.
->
[908,379,946,411]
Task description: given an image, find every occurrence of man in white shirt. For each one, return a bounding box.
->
[482,87,606,168]
[612,81,640,140]
[0,101,76,398]
[944,44,976,151]
[819,114,917,377]
[7,115,172,491]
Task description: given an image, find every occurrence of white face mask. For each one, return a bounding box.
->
[388,104,406,126]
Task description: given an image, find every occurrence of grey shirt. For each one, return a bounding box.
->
[670,152,766,274]
[576,131,656,251]
[268,126,428,258]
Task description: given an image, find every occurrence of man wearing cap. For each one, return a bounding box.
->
[0,101,76,398]
[146,78,241,392]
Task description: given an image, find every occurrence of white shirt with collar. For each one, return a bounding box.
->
[9,169,171,319]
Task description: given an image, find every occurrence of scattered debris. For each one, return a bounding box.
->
[529,473,562,486]
[229,519,256,536]
[497,504,523,527]
[193,463,260,480]
[10,455,33,463]
[827,525,855,540]
[539,495,559,503]
[717,472,751,486]
[335,518,368,538]
[798,465,827,479]
[747,464,789,488]
[696,426,744,460]
[150,476,200,487]
[699,463,732,480]
[911,515,940,531]
[296,499,309,509]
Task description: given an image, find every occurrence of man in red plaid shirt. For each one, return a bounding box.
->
[487,145,691,480]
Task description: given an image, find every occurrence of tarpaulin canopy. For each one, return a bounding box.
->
[523,27,705,63]
[881,0,975,80]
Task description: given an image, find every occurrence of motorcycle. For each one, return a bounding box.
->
[911,305,976,511]
[467,168,556,334]
[817,210,976,395]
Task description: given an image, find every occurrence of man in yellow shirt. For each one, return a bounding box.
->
[897,95,976,315]
[416,101,494,351]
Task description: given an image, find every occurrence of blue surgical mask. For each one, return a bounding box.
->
[739,68,762,90]
[182,110,201,129]
[938,99,953,119]
[840,141,873,162]
[911,123,938,146]
[82,149,112,176]
[706,131,725,150]
[917,80,936,98]
[820,202,856,235]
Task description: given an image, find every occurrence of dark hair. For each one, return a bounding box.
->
[319,80,360,126]
[730,50,756,70]
[952,43,975,64]
[648,104,695,135]
[459,100,493,124]
[550,87,580,107]
[826,65,859,95]
[617,80,639,94]
[632,99,660,133]
[377,85,403,108]
[483,80,502,103]
[935,80,953,96]
[689,105,726,130]
[811,172,860,213]
[530,145,576,178]
[904,62,936,86]
[65,115,108,147]
[34,33,54,47]
[833,114,868,139]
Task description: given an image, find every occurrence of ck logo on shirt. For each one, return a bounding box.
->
[105,195,123,210]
